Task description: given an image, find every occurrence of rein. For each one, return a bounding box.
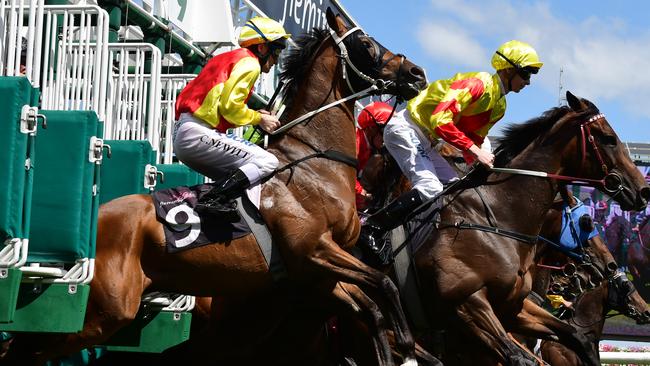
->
[270,27,397,137]
[490,113,630,199]
[264,26,401,183]
[271,149,357,184]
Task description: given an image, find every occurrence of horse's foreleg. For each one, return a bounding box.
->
[455,287,539,366]
[334,282,393,366]
[508,299,598,366]
[309,234,416,366]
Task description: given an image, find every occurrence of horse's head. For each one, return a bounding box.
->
[325,8,427,100]
[606,270,650,324]
[560,91,650,211]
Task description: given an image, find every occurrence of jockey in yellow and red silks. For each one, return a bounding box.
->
[173,16,290,218]
[357,40,543,268]
[408,40,544,164]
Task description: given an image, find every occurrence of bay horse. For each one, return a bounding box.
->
[537,245,650,365]
[2,8,428,366]
[413,92,650,366]
[625,215,650,279]
[436,188,635,366]
[604,214,634,273]
[531,191,650,366]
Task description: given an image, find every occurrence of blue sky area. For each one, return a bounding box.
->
[338,0,650,143]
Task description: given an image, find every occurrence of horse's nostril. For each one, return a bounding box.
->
[640,186,650,201]
[410,66,426,80]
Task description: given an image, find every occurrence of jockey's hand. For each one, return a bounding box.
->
[259,113,281,133]
[468,144,494,168]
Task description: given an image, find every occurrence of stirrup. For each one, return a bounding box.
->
[358,225,393,267]
[195,199,239,221]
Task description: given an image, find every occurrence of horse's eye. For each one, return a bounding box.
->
[599,135,617,147]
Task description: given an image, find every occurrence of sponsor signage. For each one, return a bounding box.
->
[246,0,353,37]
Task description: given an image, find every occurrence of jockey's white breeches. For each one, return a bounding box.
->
[173,113,279,185]
[383,109,458,199]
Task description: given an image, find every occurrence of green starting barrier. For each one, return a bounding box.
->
[104,297,193,353]
[0,77,41,323]
[97,141,195,352]
[0,110,102,333]
[155,163,204,191]
[98,140,158,204]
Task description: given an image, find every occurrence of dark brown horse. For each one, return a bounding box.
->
[2,9,428,366]
[537,242,650,366]
[604,214,634,273]
[438,189,628,366]
[531,192,650,366]
[413,92,650,366]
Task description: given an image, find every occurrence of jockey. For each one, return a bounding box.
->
[356,101,394,210]
[173,17,291,216]
[358,40,543,267]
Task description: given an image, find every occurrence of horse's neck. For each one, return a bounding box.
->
[278,47,356,158]
[478,147,564,232]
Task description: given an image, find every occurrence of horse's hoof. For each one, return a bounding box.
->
[400,358,418,366]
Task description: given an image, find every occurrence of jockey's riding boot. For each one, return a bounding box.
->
[195,169,250,220]
[358,189,424,267]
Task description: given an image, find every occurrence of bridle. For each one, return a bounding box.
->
[330,26,406,96]
[263,25,412,181]
[270,26,406,136]
[568,269,639,328]
[490,112,629,198]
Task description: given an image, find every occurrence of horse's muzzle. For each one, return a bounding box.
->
[640,186,650,204]
[635,309,650,325]
[395,64,426,100]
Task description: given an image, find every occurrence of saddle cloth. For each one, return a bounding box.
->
[152,183,252,253]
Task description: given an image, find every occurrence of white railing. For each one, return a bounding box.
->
[0,0,44,84]
[601,351,650,364]
[39,5,109,121]
[159,74,195,164]
[104,43,161,160]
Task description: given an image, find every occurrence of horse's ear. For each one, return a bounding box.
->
[566,91,585,112]
[326,7,347,35]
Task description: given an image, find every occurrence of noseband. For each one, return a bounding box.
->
[270,26,405,136]
[579,113,630,199]
[490,112,630,197]
[330,27,405,95]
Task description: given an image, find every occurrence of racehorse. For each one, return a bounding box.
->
[437,188,643,366]
[2,9,428,366]
[532,191,650,366]
[604,214,634,273]
[537,242,650,366]
[413,92,650,366]
[626,215,650,279]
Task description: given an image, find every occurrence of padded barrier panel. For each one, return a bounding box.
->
[28,111,100,263]
[99,140,154,204]
[0,77,35,243]
[155,163,204,191]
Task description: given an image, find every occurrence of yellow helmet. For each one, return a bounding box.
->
[238,16,291,48]
[491,40,543,71]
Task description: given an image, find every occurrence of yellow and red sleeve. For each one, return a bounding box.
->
[430,77,485,151]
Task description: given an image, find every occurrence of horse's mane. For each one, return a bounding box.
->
[494,96,602,166]
[279,28,329,111]
[494,106,572,165]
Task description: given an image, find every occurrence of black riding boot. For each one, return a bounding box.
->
[196,169,250,219]
[358,189,424,267]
